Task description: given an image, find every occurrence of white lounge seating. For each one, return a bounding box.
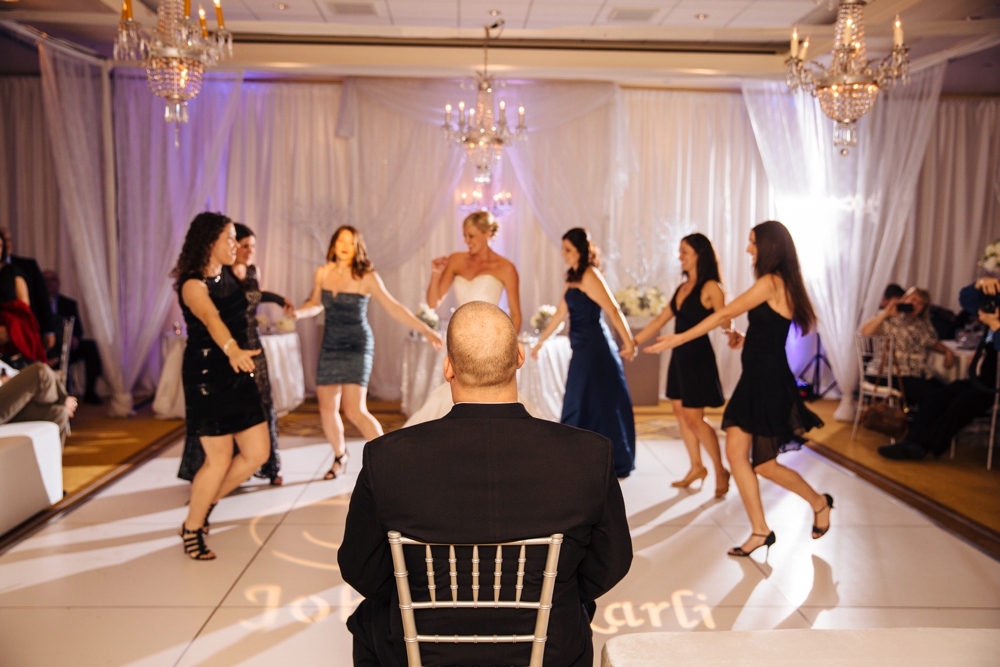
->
[0,422,63,536]
[601,628,1000,667]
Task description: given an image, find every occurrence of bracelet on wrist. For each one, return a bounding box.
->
[222,338,236,355]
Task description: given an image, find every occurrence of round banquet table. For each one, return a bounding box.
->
[400,333,573,422]
[153,332,306,419]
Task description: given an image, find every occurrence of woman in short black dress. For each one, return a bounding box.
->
[296,226,442,480]
[634,233,730,497]
[648,221,830,558]
[173,212,270,560]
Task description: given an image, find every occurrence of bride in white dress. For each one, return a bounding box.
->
[405,211,538,426]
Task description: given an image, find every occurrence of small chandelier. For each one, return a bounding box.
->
[786,0,909,155]
[459,187,514,219]
[115,0,232,136]
[443,19,527,184]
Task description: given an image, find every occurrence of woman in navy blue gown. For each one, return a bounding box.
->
[532,228,637,478]
[647,221,829,558]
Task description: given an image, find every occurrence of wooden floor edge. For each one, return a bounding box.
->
[805,440,1000,561]
[0,423,186,556]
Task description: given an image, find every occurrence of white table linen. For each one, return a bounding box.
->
[929,339,975,383]
[153,332,306,419]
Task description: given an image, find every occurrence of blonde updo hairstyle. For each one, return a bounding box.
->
[463,211,499,238]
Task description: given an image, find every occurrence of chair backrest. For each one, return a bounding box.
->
[856,333,894,389]
[57,316,75,385]
[387,530,564,667]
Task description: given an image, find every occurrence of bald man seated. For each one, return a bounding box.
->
[339,302,632,667]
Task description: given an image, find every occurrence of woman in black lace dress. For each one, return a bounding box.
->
[647,221,830,559]
[173,212,270,560]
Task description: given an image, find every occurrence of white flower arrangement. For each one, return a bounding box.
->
[615,285,668,317]
[416,303,440,331]
[980,239,1000,274]
[530,305,557,332]
[255,313,271,332]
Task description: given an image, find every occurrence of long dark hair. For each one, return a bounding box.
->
[752,220,816,333]
[563,228,600,283]
[171,212,233,288]
[234,223,255,241]
[681,232,722,292]
[326,225,374,280]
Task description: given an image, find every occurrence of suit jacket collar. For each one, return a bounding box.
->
[445,402,531,420]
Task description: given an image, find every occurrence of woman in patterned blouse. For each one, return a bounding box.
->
[860,286,955,410]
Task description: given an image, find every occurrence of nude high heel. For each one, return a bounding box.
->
[671,465,708,488]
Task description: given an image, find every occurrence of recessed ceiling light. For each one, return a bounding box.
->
[695,13,708,20]
[489,9,501,17]
[274,2,289,8]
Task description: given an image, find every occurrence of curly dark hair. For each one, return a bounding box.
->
[171,212,234,288]
[326,225,374,280]
[563,227,600,283]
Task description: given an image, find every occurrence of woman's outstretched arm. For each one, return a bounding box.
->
[426,255,457,309]
[578,268,635,358]
[295,267,326,320]
[530,295,568,359]
[366,272,443,350]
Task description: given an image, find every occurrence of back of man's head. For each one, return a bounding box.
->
[446,302,518,391]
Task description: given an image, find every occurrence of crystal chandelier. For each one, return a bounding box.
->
[443,20,527,184]
[115,0,232,134]
[459,187,514,219]
[786,0,909,155]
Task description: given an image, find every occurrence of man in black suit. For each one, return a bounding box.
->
[43,270,103,404]
[338,301,632,667]
[0,228,56,351]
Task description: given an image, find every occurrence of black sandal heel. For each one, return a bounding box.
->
[812,493,834,539]
[202,502,217,535]
[323,452,349,480]
[728,531,776,557]
[180,523,215,560]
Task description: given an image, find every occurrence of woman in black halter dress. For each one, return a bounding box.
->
[634,234,729,497]
[173,213,270,561]
[647,221,830,559]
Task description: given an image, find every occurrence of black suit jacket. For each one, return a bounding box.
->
[338,402,632,667]
[10,255,55,335]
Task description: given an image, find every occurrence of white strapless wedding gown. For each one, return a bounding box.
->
[403,274,541,426]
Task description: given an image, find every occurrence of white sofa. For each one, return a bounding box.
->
[0,421,63,536]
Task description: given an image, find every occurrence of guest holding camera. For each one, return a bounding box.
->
[859,287,954,409]
[878,277,1000,460]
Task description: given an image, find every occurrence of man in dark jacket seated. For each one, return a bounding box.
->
[338,301,632,667]
[879,277,1000,460]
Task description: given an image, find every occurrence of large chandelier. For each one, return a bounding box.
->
[459,187,514,219]
[115,0,232,134]
[786,0,909,155]
[443,20,527,184]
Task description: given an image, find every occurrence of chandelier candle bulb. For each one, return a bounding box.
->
[121,0,127,20]
[445,104,452,126]
[213,0,224,28]
[198,6,208,37]
[499,99,506,122]
[518,105,525,126]
[842,19,852,47]
[184,0,190,18]
[791,27,798,58]
[894,15,903,47]
[799,37,810,62]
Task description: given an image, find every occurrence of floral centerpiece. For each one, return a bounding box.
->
[530,305,557,333]
[614,286,668,317]
[255,313,271,333]
[980,239,1000,274]
[416,303,440,331]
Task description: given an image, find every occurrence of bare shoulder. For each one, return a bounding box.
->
[497,255,519,277]
[702,280,725,297]
[448,252,469,268]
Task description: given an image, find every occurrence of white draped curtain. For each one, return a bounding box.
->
[743,64,947,420]
[38,45,132,416]
[893,98,1000,309]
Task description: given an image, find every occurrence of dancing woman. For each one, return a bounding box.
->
[297,226,442,480]
[173,213,270,561]
[232,223,294,485]
[532,228,637,478]
[647,221,829,557]
[633,233,731,497]
[406,211,533,426]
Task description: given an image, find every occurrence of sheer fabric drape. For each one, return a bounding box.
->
[114,72,243,400]
[743,64,946,420]
[39,46,131,415]
[894,99,1000,309]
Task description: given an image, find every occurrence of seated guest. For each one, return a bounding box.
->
[338,302,632,667]
[0,362,77,446]
[879,283,905,309]
[0,303,46,369]
[860,286,954,409]
[43,270,104,404]
[879,277,1000,460]
[0,228,56,351]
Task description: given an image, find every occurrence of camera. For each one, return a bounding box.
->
[895,303,914,313]
[981,293,998,314]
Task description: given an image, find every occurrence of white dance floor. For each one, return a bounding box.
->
[1,434,999,666]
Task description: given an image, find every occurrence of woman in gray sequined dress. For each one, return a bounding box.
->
[296,226,443,480]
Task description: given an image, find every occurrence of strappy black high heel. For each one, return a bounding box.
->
[202,502,217,535]
[812,493,834,539]
[180,523,215,560]
[323,452,349,480]
[728,531,776,558]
